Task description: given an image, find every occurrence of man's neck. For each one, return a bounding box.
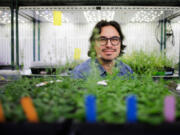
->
[97,58,115,74]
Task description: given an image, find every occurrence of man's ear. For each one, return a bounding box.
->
[119,44,126,57]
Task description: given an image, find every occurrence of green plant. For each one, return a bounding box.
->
[119,50,174,75]
[0,72,179,125]
[55,60,84,75]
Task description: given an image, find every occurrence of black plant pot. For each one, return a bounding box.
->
[0,65,23,70]
[31,66,56,75]
[0,120,72,135]
[164,67,174,76]
[153,67,174,76]
[73,122,180,135]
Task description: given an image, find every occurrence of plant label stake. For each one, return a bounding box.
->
[74,48,81,60]
[164,96,176,123]
[126,95,137,123]
[0,101,5,122]
[53,11,62,26]
[85,95,96,123]
[21,97,39,123]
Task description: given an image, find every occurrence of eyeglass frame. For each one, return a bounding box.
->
[95,36,121,46]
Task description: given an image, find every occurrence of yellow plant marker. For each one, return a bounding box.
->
[74,48,81,60]
[0,101,5,122]
[0,76,5,81]
[21,97,39,123]
[53,11,62,26]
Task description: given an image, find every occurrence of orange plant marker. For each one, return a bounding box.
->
[0,101,5,122]
[21,97,39,123]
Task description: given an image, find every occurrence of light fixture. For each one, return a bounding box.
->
[0,11,10,24]
[36,10,69,23]
[0,11,27,24]
[131,10,164,23]
[84,11,115,23]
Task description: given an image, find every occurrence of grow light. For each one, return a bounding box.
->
[0,11,10,24]
[84,11,115,23]
[131,10,164,23]
[0,11,26,24]
[35,10,69,23]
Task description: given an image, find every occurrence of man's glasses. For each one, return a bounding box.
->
[96,36,121,46]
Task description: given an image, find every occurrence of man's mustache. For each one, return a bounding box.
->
[102,49,116,52]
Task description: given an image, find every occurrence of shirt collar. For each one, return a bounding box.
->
[95,59,107,76]
[95,58,119,77]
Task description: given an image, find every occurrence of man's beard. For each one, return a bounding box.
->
[100,49,117,63]
[100,57,113,63]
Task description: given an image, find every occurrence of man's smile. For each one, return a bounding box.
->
[102,49,116,52]
[102,49,116,55]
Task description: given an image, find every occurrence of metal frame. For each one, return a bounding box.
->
[15,0,180,7]
[16,0,19,68]
[19,6,180,11]
[2,0,180,7]
[11,0,15,69]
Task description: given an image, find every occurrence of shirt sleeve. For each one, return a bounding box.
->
[71,69,85,79]
[71,59,92,79]
[125,64,133,74]
[118,61,133,76]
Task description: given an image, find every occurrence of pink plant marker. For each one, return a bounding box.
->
[164,96,176,123]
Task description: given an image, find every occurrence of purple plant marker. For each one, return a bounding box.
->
[164,96,176,123]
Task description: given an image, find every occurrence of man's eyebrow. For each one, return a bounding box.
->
[99,36,120,38]
[100,36,107,38]
[112,36,120,38]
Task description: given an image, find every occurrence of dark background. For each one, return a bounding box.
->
[0,0,180,7]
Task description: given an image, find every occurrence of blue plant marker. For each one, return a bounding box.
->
[85,95,96,123]
[126,95,137,123]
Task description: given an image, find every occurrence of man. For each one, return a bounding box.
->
[72,20,133,79]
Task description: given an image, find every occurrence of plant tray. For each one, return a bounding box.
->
[73,122,180,135]
[0,122,71,135]
[31,66,56,74]
[1,122,180,135]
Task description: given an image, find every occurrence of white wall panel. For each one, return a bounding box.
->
[19,23,33,68]
[0,22,33,68]
[166,23,180,64]
[122,23,160,54]
[40,23,93,65]
[0,24,11,65]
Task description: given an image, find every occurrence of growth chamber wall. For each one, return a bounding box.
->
[16,6,180,70]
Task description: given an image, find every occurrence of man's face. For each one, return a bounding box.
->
[95,25,121,61]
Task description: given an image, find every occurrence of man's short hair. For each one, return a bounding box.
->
[88,20,126,57]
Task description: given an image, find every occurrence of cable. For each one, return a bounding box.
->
[155,20,162,46]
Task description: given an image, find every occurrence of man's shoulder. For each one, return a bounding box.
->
[73,59,91,72]
[71,59,92,78]
[117,60,133,74]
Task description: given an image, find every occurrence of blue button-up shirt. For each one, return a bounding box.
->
[71,59,133,79]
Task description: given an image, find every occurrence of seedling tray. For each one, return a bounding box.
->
[31,66,56,74]
[1,122,180,135]
[73,122,180,135]
[0,121,71,135]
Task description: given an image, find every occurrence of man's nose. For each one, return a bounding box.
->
[106,39,112,47]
